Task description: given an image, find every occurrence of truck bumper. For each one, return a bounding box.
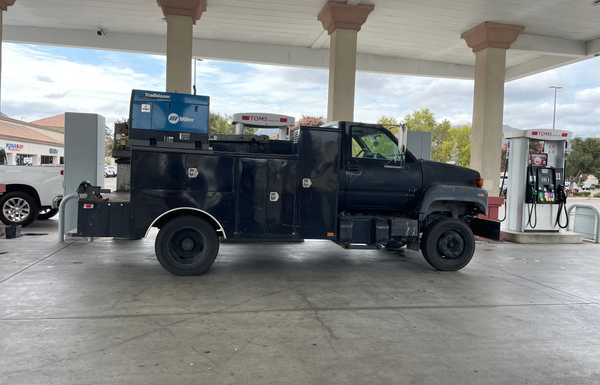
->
[470,217,501,241]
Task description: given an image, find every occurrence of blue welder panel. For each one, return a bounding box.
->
[131,94,153,129]
[164,93,209,133]
[130,90,209,134]
[150,100,171,130]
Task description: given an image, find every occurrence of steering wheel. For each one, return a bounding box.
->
[355,149,364,158]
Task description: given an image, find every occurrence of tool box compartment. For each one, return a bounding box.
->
[77,201,131,238]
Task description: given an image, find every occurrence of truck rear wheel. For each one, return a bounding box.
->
[0,191,39,227]
[421,218,474,271]
[155,216,219,276]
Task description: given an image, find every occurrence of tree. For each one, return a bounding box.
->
[377,116,401,135]
[298,115,325,127]
[377,109,472,166]
[404,108,436,132]
[104,125,115,161]
[403,108,455,163]
[434,119,453,163]
[448,125,471,167]
[210,113,260,135]
[209,113,234,134]
[566,138,600,181]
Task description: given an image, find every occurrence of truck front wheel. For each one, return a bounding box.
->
[155,216,220,276]
[421,218,475,271]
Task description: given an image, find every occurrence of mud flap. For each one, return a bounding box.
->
[470,217,501,241]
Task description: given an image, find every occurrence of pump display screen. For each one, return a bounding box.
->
[529,153,548,167]
[129,90,209,135]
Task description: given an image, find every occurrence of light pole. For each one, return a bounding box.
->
[192,58,203,95]
[549,86,563,133]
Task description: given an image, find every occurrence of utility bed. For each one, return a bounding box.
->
[79,127,340,242]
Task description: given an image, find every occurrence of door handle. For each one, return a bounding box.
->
[346,163,361,172]
[384,163,405,169]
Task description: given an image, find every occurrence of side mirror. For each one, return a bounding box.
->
[397,123,408,167]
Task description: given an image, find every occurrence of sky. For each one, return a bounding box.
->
[2,42,600,137]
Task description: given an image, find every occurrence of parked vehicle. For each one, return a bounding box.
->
[0,150,64,226]
[74,90,496,276]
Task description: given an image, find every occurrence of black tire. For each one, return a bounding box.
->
[155,216,219,276]
[420,218,475,271]
[0,191,39,227]
[38,208,59,220]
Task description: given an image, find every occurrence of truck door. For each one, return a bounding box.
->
[342,124,421,213]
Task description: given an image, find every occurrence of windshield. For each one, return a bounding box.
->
[351,126,402,161]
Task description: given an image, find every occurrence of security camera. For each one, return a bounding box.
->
[96,28,105,37]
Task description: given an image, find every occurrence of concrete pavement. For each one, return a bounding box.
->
[1,220,600,385]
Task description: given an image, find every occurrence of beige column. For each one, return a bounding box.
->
[165,14,193,93]
[327,29,358,121]
[157,0,206,94]
[0,1,16,113]
[462,22,524,191]
[318,1,373,121]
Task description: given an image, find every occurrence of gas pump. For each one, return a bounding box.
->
[504,128,571,233]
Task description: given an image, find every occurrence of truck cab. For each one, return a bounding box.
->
[76,90,494,276]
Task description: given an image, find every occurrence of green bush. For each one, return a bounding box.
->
[574,191,591,197]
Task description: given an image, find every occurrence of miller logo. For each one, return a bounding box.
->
[168,113,180,124]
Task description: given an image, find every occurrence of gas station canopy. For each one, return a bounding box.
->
[4,0,600,81]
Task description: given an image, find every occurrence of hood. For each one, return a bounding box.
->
[419,160,481,188]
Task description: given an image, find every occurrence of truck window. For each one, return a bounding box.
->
[351,126,401,161]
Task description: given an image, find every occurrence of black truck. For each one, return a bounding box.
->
[76,90,496,276]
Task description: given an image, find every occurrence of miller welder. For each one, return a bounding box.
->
[128,90,210,149]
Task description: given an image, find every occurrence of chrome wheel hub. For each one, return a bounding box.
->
[3,197,31,223]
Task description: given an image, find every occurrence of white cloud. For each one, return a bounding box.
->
[2,43,164,125]
[1,43,599,138]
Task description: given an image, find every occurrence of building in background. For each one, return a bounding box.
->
[0,113,64,166]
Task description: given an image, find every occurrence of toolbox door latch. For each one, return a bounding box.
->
[187,168,199,178]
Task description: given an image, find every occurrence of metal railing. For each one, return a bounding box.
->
[58,192,78,242]
[568,204,600,243]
